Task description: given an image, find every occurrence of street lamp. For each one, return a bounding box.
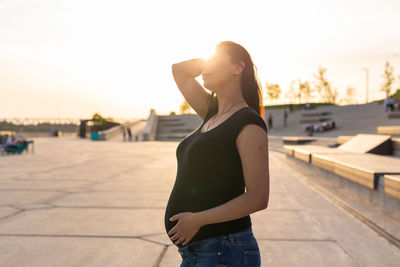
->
[362,68,369,104]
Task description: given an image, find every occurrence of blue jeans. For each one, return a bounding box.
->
[176,226,261,266]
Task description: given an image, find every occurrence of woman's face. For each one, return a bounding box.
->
[201,49,236,92]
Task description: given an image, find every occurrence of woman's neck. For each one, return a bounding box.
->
[215,86,247,114]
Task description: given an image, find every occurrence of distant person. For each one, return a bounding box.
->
[14,134,25,144]
[267,111,273,129]
[0,134,10,150]
[388,96,395,112]
[127,127,132,141]
[307,126,314,136]
[283,109,288,127]
[2,134,27,151]
[122,127,126,142]
[385,96,396,112]
[165,41,268,266]
[289,103,293,113]
[0,135,5,147]
[384,97,389,112]
[5,134,13,145]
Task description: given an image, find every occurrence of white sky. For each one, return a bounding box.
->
[1,0,400,119]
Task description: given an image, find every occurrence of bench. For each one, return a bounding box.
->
[311,152,400,189]
[283,144,349,163]
[1,140,34,155]
[303,120,336,133]
[301,112,331,117]
[282,137,316,145]
[384,174,400,200]
[284,142,400,211]
[377,126,400,135]
[388,112,400,119]
[300,118,332,123]
[300,111,332,124]
[284,143,400,189]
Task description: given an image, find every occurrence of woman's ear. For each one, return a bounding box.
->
[239,60,246,70]
[235,60,245,75]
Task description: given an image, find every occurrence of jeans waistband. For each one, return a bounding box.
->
[177,226,253,250]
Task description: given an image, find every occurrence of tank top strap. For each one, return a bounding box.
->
[202,105,268,139]
[231,108,268,142]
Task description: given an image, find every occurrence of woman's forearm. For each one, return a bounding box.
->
[195,192,267,227]
[172,58,205,78]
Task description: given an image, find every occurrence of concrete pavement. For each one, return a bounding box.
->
[0,136,399,266]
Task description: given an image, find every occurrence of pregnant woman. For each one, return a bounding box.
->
[164,41,270,266]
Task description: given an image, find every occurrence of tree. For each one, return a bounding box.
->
[312,66,338,104]
[300,80,313,102]
[91,112,106,123]
[265,82,281,102]
[286,78,312,104]
[380,61,395,98]
[180,99,192,114]
[286,80,300,103]
[340,85,356,105]
[398,73,400,92]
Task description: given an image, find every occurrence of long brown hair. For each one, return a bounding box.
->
[207,41,265,119]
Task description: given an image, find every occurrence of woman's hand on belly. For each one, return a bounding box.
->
[167,212,204,246]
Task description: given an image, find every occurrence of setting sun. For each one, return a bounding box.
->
[1,0,400,119]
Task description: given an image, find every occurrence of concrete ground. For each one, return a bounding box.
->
[0,136,399,266]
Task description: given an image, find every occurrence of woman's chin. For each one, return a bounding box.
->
[203,81,214,91]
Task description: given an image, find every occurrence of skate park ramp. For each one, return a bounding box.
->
[337,133,393,154]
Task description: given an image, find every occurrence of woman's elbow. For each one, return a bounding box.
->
[171,63,181,73]
[260,198,269,210]
[249,193,269,211]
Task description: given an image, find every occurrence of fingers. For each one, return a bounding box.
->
[175,236,187,245]
[181,234,194,245]
[170,231,185,242]
[169,230,190,245]
[171,233,193,246]
[168,227,177,237]
[182,238,190,246]
[169,232,179,242]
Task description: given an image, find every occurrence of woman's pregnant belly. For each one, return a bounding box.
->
[164,183,240,240]
[164,189,185,237]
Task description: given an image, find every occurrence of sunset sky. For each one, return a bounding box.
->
[1,0,400,120]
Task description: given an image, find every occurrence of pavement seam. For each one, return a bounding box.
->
[46,205,165,210]
[0,209,25,223]
[282,153,400,251]
[152,245,168,267]
[276,155,362,266]
[0,233,168,242]
[256,238,335,241]
[302,205,361,267]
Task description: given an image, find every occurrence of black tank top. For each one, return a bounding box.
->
[164,105,268,246]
